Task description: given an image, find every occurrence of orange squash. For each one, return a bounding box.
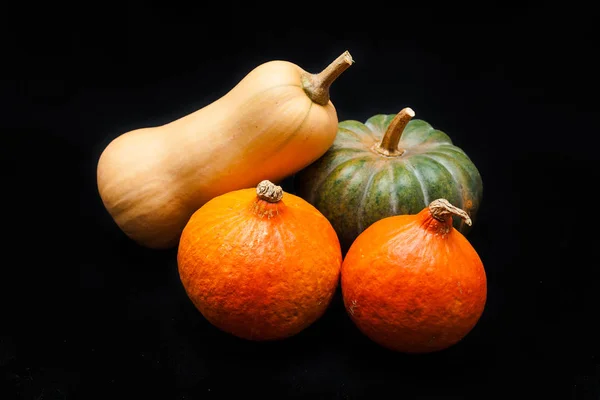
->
[177,180,342,341]
[341,199,487,353]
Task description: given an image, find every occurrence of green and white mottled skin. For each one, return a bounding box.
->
[295,112,483,253]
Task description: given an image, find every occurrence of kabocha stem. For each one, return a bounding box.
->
[256,180,283,203]
[377,107,415,156]
[302,51,354,106]
[429,199,472,226]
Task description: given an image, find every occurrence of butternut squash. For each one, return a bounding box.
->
[97,51,353,249]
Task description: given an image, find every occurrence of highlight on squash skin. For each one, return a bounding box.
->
[341,198,487,353]
[177,180,343,341]
[96,51,354,249]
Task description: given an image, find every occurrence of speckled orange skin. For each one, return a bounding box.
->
[341,207,487,353]
[177,188,342,341]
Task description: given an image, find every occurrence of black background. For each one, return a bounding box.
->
[2,2,599,399]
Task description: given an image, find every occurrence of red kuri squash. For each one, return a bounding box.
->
[177,180,342,341]
[341,198,487,353]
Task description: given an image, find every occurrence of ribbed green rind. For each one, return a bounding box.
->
[311,157,374,250]
[294,113,483,253]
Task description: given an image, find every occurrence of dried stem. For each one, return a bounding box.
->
[256,180,283,203]
[375,107,415,156]
[302,51,354,106]
[428,199,472,226]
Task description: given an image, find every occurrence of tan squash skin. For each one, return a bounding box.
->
[97,51,353,249]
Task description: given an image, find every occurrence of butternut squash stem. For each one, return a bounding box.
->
[256,180,283,203]
[302,50,354,106]
[429,199,472,226]
[376,107,415,156]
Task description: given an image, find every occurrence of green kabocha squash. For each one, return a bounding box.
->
[294,107,483,253]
